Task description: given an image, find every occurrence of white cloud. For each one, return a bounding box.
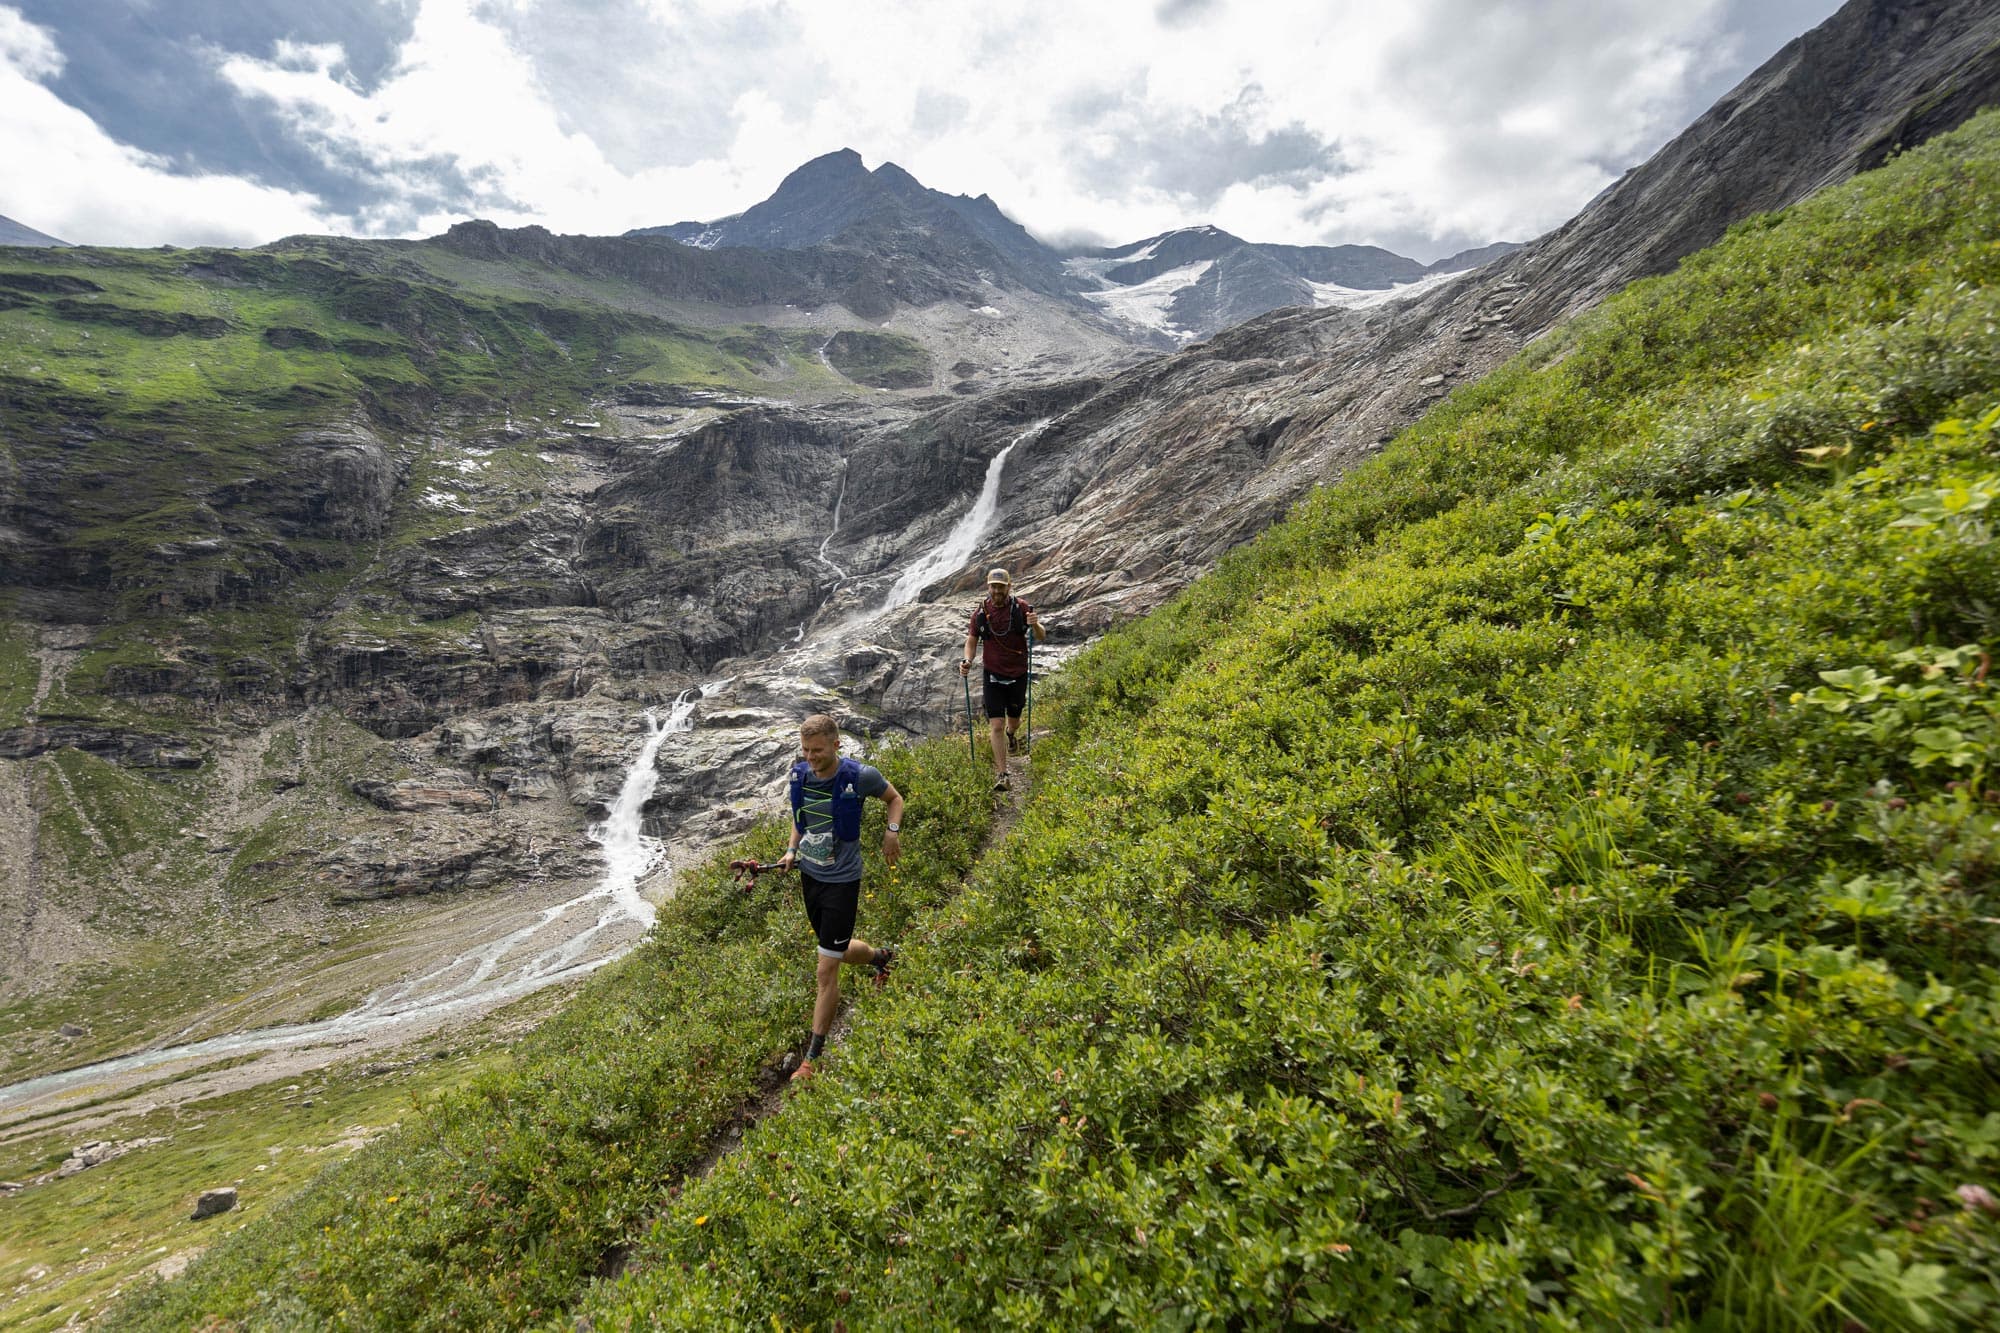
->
[214,0,788,237]
[0,5,334,246]
[0,3,60,77]
[4,0,1845,254]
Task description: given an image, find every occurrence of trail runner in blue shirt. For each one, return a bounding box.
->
[775,714,904,1082]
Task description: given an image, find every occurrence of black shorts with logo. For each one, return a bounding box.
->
[982,671,1028,719]
[800,871,860,958]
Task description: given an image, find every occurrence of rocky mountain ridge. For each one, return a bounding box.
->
[630,150,1519,345]
[634,148,1072,304]
[0,214,70,248]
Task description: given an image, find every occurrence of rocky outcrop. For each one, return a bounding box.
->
[318,827,532,902]
[349,777,496,813]
[49,300,231,338]
[0,726,204,770]
[268,423,399,541]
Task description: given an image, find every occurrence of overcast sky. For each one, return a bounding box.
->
[1,0,1844,260]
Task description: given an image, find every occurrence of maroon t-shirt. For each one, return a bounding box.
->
[970,596,1035,677]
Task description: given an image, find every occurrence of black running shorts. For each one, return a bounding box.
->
[982,672,1027,719]
[801,872,860,958]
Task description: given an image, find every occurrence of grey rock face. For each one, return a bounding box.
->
[273,424,398,542]
[349,778,496,813]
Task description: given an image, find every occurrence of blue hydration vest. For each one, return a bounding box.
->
[789,756,865,842]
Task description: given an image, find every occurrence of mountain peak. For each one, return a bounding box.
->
[0,213,72,247]
[869,161,924,191]
[777,148,869,187]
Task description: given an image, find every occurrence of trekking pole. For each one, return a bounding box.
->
[729,858,793,895]
[962,667,976,761]
[1025,629,1034,756]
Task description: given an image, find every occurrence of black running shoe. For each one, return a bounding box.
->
[871,946,897,987]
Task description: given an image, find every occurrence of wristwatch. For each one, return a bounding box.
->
[886,822,901,833]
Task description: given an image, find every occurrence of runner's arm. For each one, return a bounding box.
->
[880,782,904,866]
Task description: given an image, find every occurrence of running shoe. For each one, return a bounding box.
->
[790,1058,817,1084]
[871,946,897,987]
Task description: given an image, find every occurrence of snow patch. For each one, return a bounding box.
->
[419,488,471,512]
[1308,270,1460,310]
[1076,259,1214,336]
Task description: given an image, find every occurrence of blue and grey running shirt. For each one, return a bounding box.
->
[795,762,889,882]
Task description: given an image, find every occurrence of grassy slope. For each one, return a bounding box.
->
[118,115,2000,1329]
[0,1038,508,1333]
[0,711,416,1087]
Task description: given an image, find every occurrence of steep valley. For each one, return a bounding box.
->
[4,0,2000,1324]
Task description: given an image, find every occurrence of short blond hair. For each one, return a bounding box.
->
[799,713,839,743]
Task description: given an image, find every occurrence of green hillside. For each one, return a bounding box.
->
[119,112,2000,1329]
[0,238,924,727]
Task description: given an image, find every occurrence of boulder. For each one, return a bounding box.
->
[191,1187,238,1219]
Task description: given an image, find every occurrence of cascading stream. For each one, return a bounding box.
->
[816,461,849,581]
[0,685,721,1111]
[879,420,1047,614]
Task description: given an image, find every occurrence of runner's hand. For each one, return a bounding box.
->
[881,830,901,867]
[778,850,796,870]
[958,659,971,676]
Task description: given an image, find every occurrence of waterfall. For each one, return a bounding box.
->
[815,461,848,581]
[879,420,1046,614]
[0,684,725,1111]
[590,688,702,930]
